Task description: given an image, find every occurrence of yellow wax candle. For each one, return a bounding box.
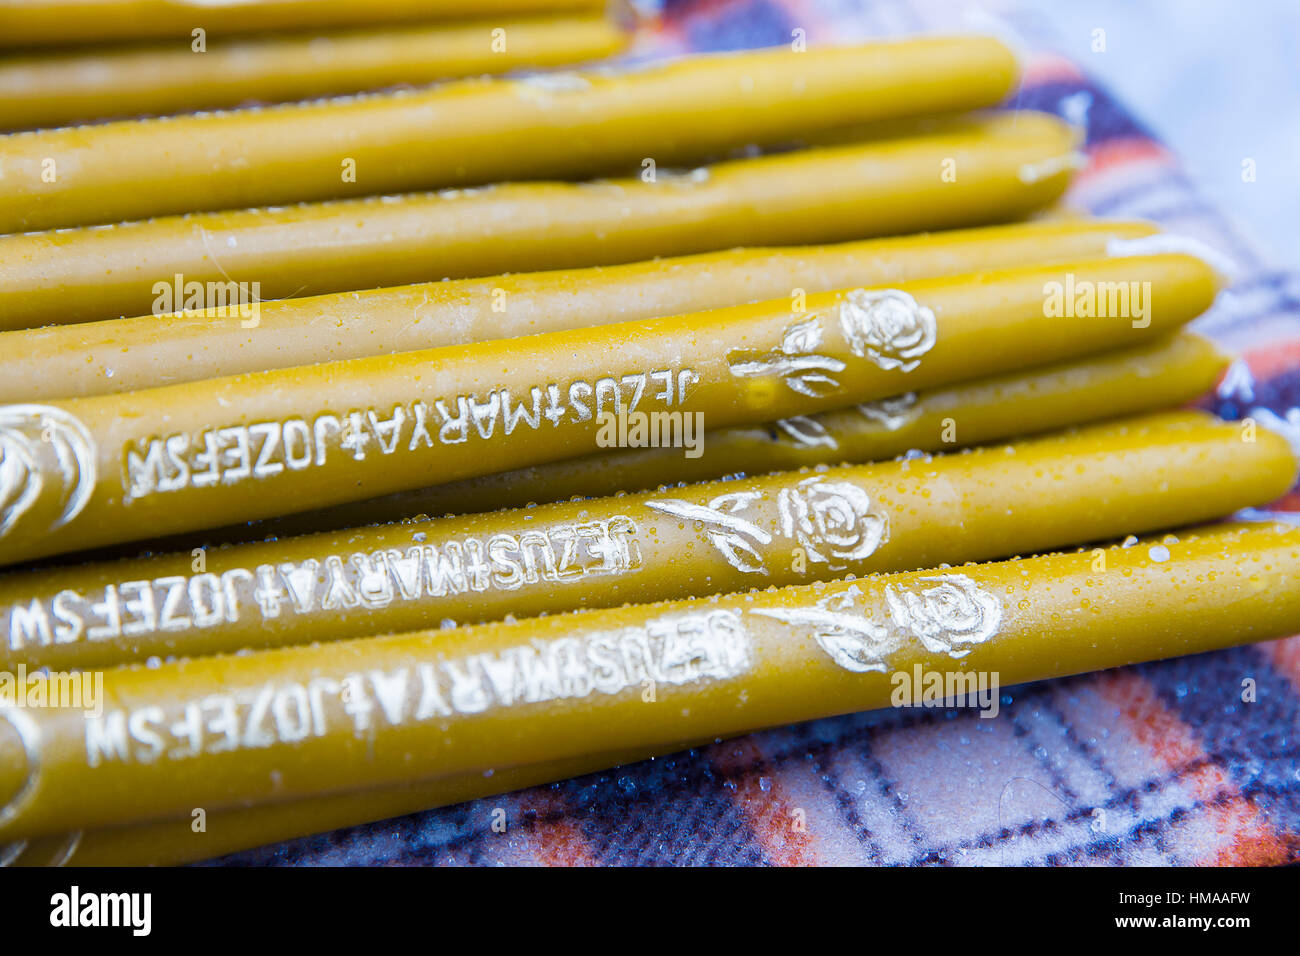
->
[0,255,1219,565]
[0,0,610,48]
[1,743,696,866]
[0,37,1020,231]
[267,331,1231,530]
[0,114,1079,333]
[2,411,1290,671]
[1,520,1296,841]
[0,15,629,131]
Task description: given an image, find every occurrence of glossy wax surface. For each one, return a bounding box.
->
[0,255,1220,564]
[288,331,1227,529]
[1,521,1297,840]
[0,38,1020,231]
[2,411,1291,670]
[0,0,610,48]
[0,15,629,131]
[0,114,1080,332]
[7,741,699,866]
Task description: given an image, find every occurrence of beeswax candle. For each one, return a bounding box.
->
[0,15,628,131]
[1,521,1296,840]
[0,38,1020,231]
[0,0,609,49]
[0,255,1219,565]
[279,332,1229,529]
[2,411,1290,671]
[0,114,1079,332]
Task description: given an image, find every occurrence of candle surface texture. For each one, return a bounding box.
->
[1,521,1296,840]
[0,255,1220,565]
[0,114,1079,332]
[2,411,1290,671]
[0,38,1021,231]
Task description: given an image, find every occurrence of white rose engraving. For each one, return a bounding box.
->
[884,574,1002,659]
[840,289,937,373]
[777,476,888,570]
[0,404,96,539]
[754,574,1004,672]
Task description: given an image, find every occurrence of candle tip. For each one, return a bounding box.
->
[960,10,1032,80]
[1017,151,1087,185]
[1105,233,1240,285]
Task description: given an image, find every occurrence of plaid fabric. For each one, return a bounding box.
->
[221,0,1300,866]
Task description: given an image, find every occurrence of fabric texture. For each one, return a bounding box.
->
[221,0,1300,866]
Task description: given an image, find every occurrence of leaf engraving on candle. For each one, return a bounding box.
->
[0,405,96,538]
[839,289,937,372]
[755,573,1002,671]
[773,416,837,449]
[753,586,899,673]
[726,317,847,397]
[645,492,772,574]
[884,574,1002,658]
[646,477,887,575]
[857,392,920,430]
[777,476,889,570]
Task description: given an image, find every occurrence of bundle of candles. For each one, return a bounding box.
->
[0,7,1296,867]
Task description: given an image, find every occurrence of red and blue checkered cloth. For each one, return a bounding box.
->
[223,0,1300,866]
